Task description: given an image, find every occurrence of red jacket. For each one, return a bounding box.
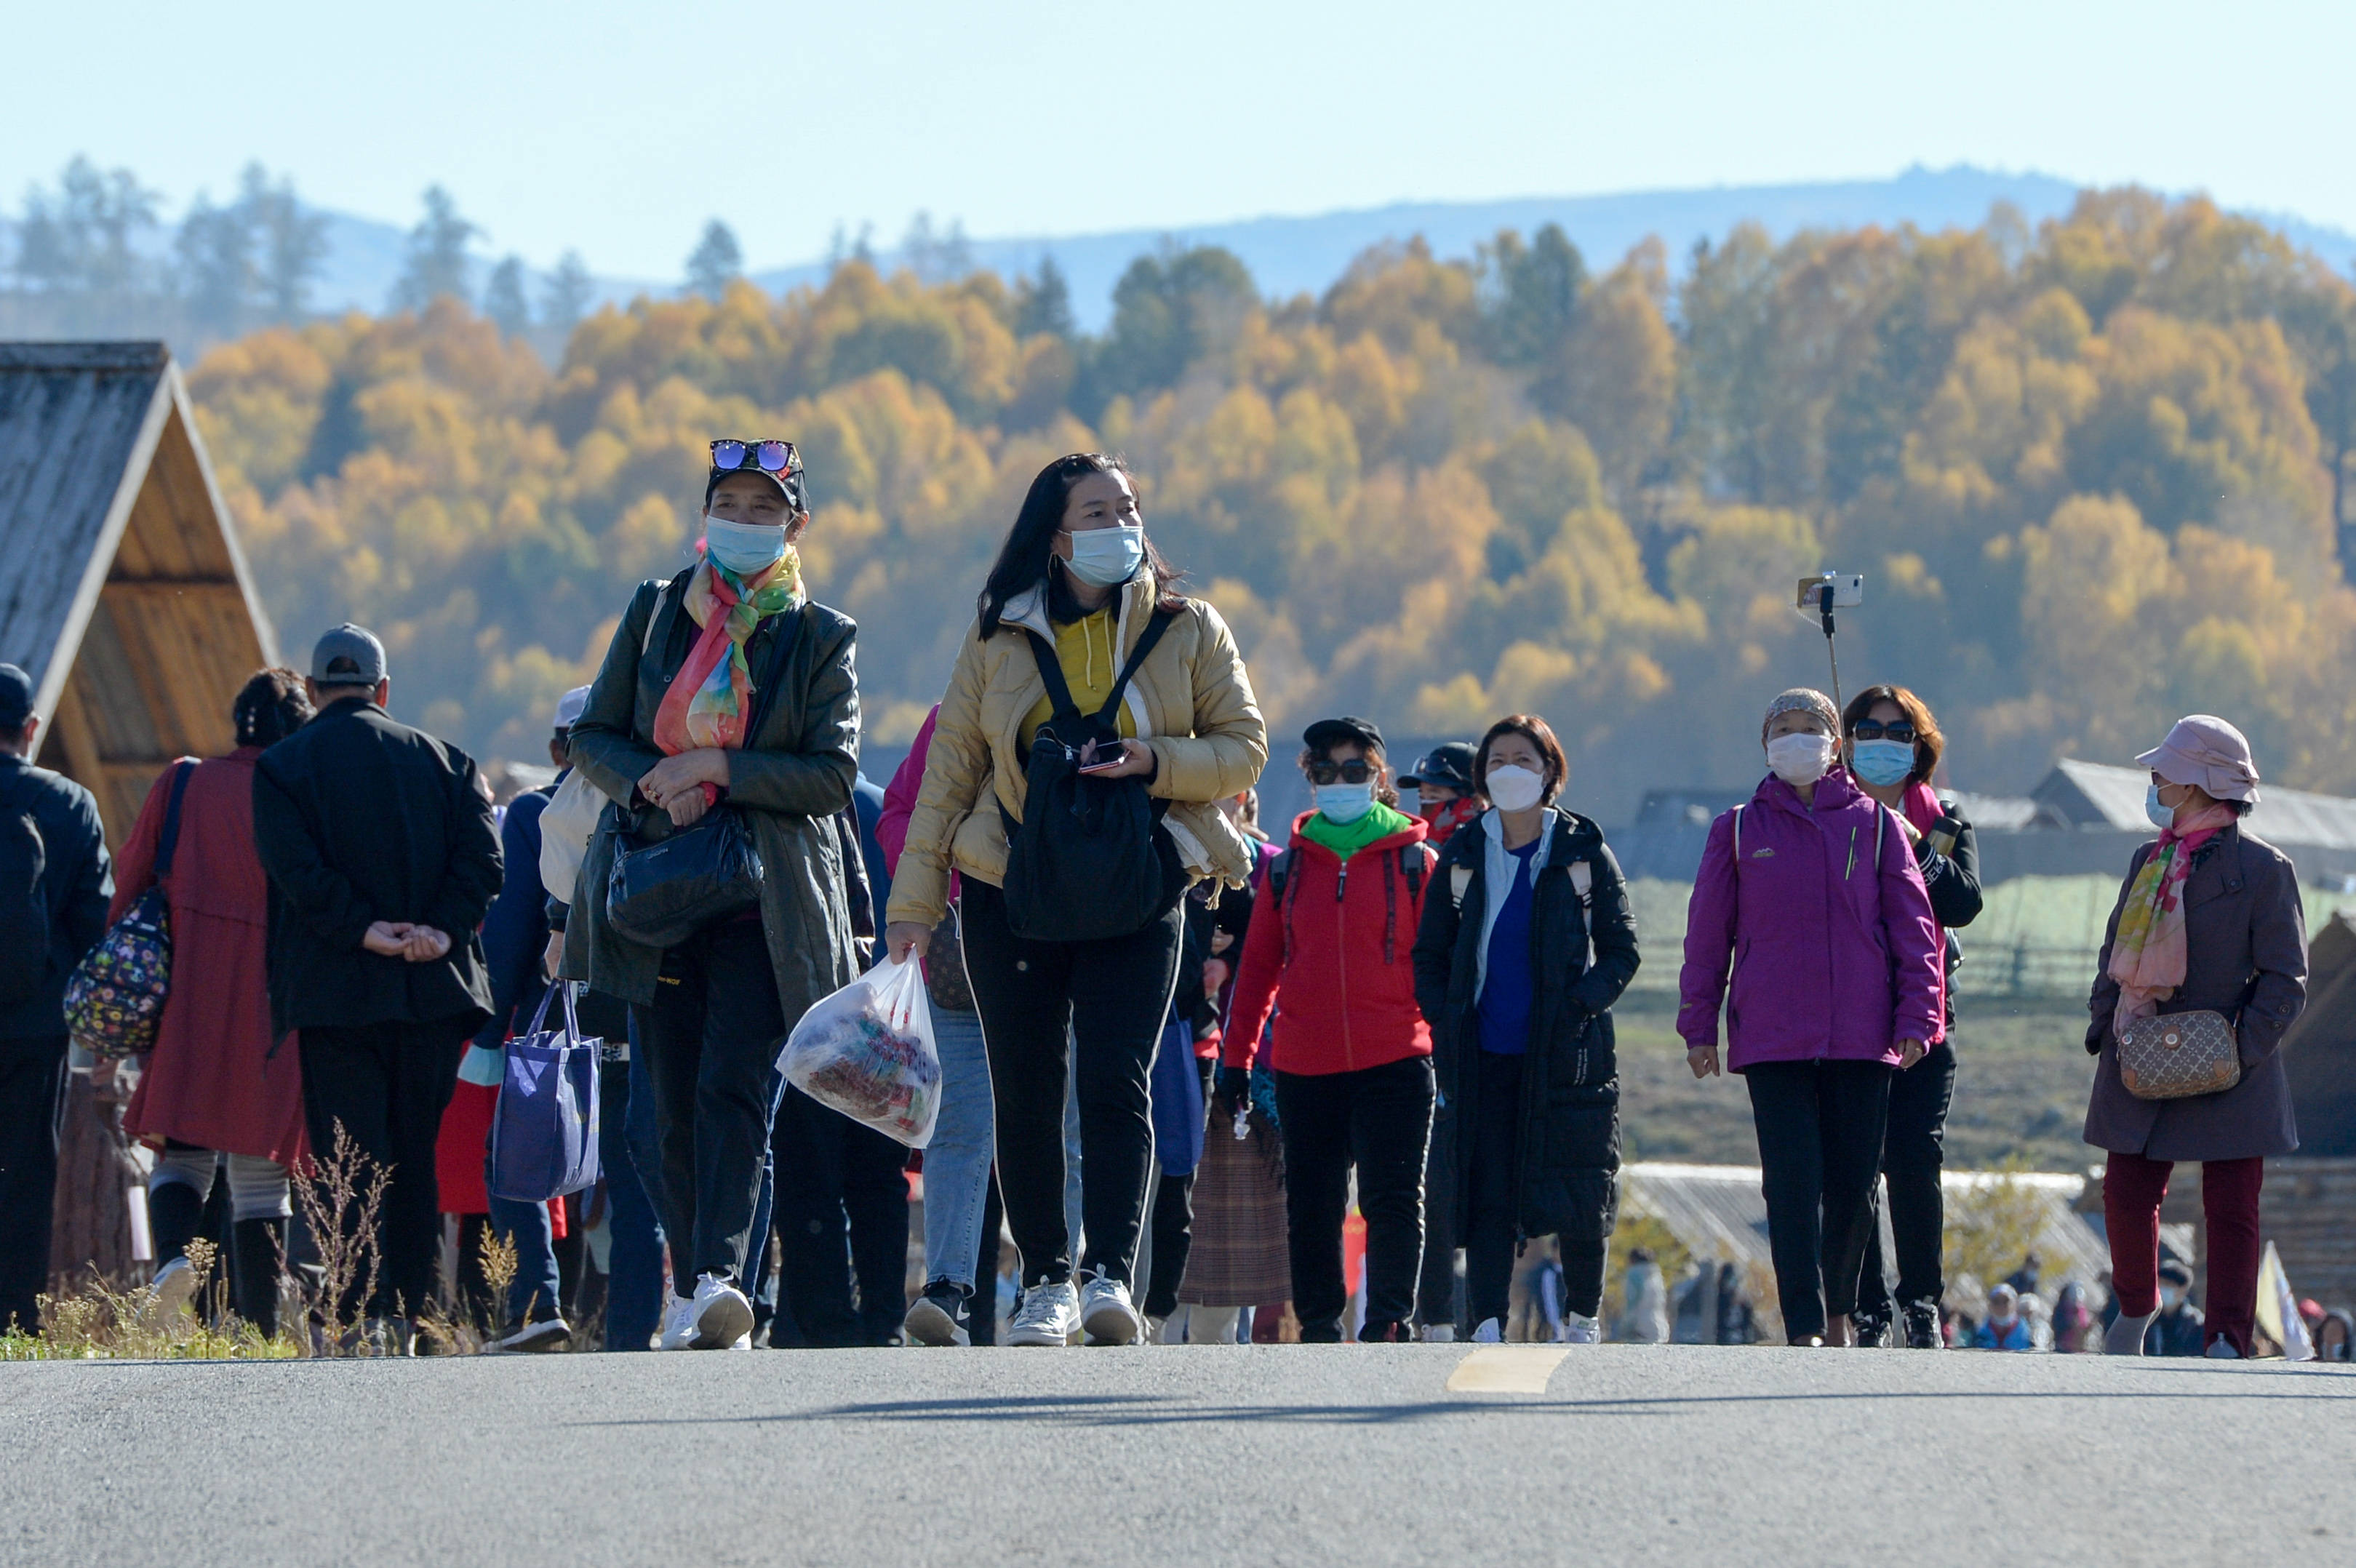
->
[1223,813,1434,1076]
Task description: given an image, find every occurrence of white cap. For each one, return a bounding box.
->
[554,685,592,731]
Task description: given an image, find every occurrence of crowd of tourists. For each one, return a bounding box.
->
[0,440,2309,1361]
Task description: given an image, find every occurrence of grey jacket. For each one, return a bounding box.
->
[2082,825,2306,1161]
[561,569,862,1019]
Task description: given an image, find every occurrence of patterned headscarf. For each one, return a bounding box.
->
[1760,687,1840,743]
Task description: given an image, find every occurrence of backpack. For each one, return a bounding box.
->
[998,609,1175,943]
[1271,836,1436,966]
[0,773,52,1009]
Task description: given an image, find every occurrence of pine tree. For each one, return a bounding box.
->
[685,220,742,300]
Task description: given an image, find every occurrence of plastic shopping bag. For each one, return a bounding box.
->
[778,953,943,1148]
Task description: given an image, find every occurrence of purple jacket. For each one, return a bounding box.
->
[1677,770,1943,1070]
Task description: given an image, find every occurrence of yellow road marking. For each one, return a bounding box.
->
[1445,1345,1569,1393]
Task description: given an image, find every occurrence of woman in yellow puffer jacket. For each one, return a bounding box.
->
[885,452,1266,1348]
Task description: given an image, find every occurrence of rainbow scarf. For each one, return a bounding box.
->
[2107,801,2240,1038]
[652,549,804,756]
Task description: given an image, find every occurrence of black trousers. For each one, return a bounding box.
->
[634,917,787,1297]
[1417,1102,1460,1329]
[0,1033,66,1332]
[1274,1054,1434,1343]
[770,1086,910,1347]
[960,879,1183,1288]
[1744,1058,1893,1341]
[1143,1057,1213,1320]
[1856,1041,1957,1321]
[298,1021,467,1319]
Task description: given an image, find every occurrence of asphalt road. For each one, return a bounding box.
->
[6,1344,2352,1567]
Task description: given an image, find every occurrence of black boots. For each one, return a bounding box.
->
[231,1217,287,1339]
[148,1181,206,1273]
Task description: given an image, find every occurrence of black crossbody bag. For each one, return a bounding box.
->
[999,609,1178,943]
[605,603,802,949]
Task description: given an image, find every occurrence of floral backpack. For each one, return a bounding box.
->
[65,759,196,1059]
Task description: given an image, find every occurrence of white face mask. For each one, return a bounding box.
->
[1314,782,1375,823]
[1061,525,1145,588]
[1766,732,1834,787]
[1483,764,1545,814]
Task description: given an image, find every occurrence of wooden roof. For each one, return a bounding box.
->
[0,342,276,842]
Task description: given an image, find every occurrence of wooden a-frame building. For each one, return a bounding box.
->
[0,340,278,1293]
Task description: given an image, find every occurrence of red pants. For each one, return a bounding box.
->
[2103,1151,2263,1356]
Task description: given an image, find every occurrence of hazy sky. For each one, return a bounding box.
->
[8,0,2351,280]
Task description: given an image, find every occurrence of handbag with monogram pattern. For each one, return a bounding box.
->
[2116,1009,2241,1100]
[66,760,195,1060]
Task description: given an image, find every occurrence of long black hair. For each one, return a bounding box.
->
[234,666,314,748]
[976,453,1185,636]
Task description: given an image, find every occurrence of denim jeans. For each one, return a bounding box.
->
[598,1052,667,1349]
[922,1007,994,1291]
[487,1183,563,1327]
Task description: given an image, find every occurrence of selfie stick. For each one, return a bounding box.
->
[1814,582,1845,718]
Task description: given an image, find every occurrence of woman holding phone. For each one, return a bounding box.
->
[885,454,1266,1348]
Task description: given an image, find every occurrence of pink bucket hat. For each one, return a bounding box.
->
[2136,714,2260,803]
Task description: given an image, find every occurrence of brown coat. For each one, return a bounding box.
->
[2083,825,2306,1161]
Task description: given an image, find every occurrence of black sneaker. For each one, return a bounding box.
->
[1903,1302,1943,1349]
[1850,1308,1891,1349]
[903,1279,971,1347]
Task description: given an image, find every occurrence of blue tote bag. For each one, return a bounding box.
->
[489,982,603,1203]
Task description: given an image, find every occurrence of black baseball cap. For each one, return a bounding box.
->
[1302,716,1383,754]
[0,664,31,729]
[1399,741,1477,792]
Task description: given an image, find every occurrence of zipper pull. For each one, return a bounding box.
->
[1335,860,1349,900]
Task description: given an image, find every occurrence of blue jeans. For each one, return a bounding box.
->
[922,1007,994,1291]
[486,1182,563,1327]
[598,1052,667,1349]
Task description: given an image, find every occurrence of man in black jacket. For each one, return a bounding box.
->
[253,625,501,1340]
[0,664,112,1333]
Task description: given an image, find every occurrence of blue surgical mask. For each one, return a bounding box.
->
[2145,783,2176,833]
[1850,740,1916,788]
[1062,525,1145,588]
[703,515,787,576]
[1315,782,1375,823]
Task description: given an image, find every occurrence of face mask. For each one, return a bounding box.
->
[1765,732,1834,787]
[1483,764,1546,813]
[2160,1287,2182,1311]
[2145,783,2176,832]
[1061,525,1145,588]
[1314,782,1375,823]
[1850,739,1915,788]
[703,515,787,576]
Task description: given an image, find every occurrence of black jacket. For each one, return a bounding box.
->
[253,697,503,1036]
[1411,809,1640,1241]
[1914,807,1981,1025]
[0,753,112,1039]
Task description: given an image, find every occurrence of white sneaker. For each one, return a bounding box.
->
[1008,1281,1082,1346]
[688,1273,753,1350]
[658,1293,697,1351]
[1079,1273,1143,1345]
[489,1316,572,1353]
[1472,1317,1504,1344]
[2205,1337,2242,1359]
[1419,1323,1456,1344]
[1560,1312,1602,1345]
[143,1255,198,1327]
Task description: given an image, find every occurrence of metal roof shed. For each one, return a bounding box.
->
[0,341,276,844]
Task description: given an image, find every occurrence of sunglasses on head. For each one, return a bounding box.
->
[710,439,801,478]
[1306,759,1376,786]
[1848,719,1917,744]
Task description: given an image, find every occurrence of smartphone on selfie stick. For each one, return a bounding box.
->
[1794,572,1864,716]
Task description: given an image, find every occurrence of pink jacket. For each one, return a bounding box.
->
[1677,769,1943,1070]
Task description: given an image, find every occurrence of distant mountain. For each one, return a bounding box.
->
[751,164,2356,330]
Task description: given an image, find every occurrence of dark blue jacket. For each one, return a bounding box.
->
[852,775,890,914]
[0,753,113,1039]
[475,784,555,1049]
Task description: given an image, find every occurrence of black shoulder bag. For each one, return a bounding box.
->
[604,605,802,950]
[999,609,1177,943]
